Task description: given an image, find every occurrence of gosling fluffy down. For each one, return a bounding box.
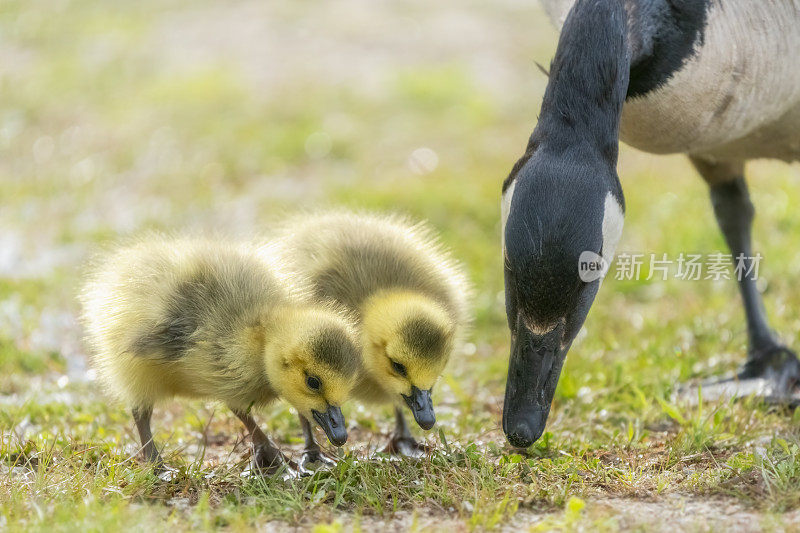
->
[270,211,469,446]
[79,236,361,468]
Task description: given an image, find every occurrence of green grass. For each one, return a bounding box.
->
[2,0,800,530]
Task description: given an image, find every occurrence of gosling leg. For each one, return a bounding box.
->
[298,415,337,474]
[132,405,163,465]
[231,408,296,476]
[382,407,430,457]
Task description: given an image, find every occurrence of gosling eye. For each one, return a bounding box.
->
[306,375,322,392]
[390,360,407,377]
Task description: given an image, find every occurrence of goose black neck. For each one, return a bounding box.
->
[534,0,630,165]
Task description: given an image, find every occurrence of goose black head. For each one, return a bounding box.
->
[501,148,624,449]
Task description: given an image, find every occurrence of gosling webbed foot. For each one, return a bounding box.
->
[138,452,177,482]
[154,463,179,482]
[381,435,431,458]
[298,449,337,476]
[230,407,298,479]
[249,445,299,478]
[241,462,299,481]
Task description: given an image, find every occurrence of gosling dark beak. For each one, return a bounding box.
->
[311,405,347,446]
[402,386,435,430]
[502,316,566,449]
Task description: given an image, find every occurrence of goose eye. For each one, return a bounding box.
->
[390,360,407,377]
[306,375,321,391]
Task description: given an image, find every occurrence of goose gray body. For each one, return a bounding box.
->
[542,0,800,160]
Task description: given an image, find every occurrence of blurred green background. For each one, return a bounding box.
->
[2,0,800,530]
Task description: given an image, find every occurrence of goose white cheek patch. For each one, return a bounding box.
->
[579,193,624,283]
[500,179,516,254]
[601,192,624,266]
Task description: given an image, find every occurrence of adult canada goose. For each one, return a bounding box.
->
[501,0,800,448]
[270,211,469,462]
[80,237,361,475]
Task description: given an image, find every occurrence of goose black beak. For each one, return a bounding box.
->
[502,316,566,449]
[402,386,435,430]
[312,405,347,446]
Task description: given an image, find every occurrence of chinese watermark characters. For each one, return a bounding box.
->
[578,252,763,282]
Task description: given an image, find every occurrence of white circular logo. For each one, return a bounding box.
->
[578,251,609,282]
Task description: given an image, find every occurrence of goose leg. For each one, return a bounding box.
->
[382,407,430,457]
[297,415,336,474]
[693,157,800,394]
[231,408,297,476]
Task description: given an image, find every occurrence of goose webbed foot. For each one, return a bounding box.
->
[298,449,337,475]
[679,344,800,405]
[381,435,431,458]
[740,344,800,396]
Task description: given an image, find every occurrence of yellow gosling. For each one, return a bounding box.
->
[270,211,469,460]
[80,236,360,475]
